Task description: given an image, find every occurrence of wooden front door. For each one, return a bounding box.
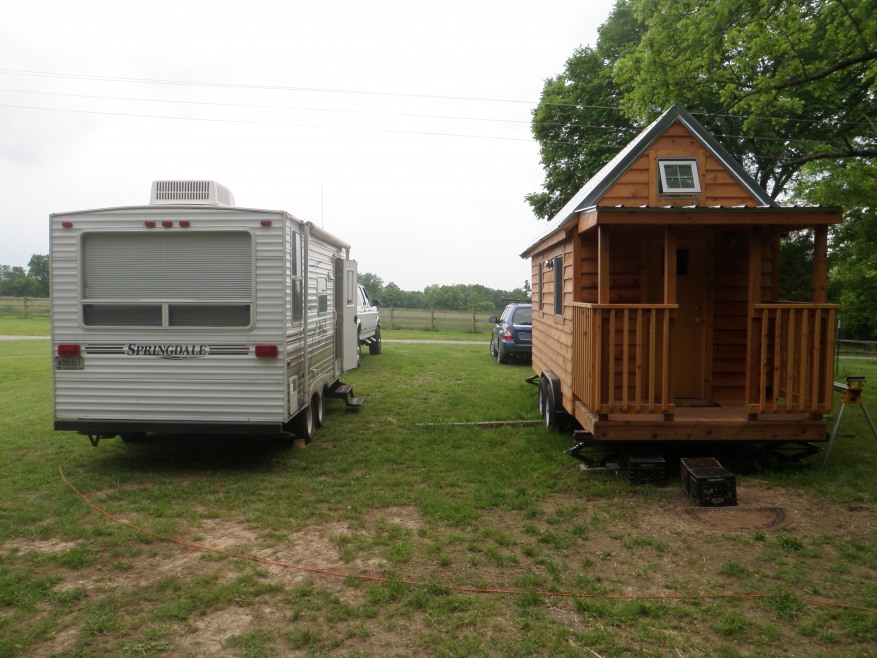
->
[673,241,708,398]
[648,239,709,399]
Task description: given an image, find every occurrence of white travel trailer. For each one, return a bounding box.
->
[50,180,364,445]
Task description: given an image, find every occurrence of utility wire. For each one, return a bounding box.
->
[0,102,536,143]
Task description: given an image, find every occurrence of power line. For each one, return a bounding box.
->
[0,102,536,143]
[0,68,538,106]
[0,87,533,126]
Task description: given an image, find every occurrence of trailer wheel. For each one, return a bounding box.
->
[292,403,315,442]
[312,392,325,428]
[537,381,547,418]
[369,325,382,355]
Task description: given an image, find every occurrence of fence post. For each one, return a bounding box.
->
[389,306,395,330]
[23,297,29,319]
[472,309,476,333]
[431,308,435,331]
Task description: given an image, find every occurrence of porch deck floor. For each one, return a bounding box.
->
[576,401,827,442]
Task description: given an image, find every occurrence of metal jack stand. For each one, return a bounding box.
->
[824,376,877,463]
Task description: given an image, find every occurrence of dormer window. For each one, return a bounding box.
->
[658,159,701,194]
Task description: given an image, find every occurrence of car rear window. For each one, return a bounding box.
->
[512,307,532,325]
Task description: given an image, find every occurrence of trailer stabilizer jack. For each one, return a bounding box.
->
[567,439,621,472]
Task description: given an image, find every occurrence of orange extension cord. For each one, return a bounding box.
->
[59,462,876,614]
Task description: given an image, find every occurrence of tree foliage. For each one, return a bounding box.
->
[527,2,643,219]
[0,255,49,297]
[359,273,529,312]
[528,0,877,216]
[615,0,877,199]
[793,159,877,338]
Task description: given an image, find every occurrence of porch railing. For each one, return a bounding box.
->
[572,303,677,415]
[747,304,838,415]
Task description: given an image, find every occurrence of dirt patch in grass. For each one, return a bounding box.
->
[9,485,876,656]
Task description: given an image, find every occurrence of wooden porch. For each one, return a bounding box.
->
[571,302,838,442]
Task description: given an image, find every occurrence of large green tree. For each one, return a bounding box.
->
[527,1,643,219]
[528,0,877,217]
[793,159,877,338]
[615,0,877,199]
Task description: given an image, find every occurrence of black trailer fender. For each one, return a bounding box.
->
[538,370,564,428]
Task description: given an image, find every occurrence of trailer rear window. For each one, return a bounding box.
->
[81,231,253,328]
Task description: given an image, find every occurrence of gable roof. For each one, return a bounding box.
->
[523,104,776,255]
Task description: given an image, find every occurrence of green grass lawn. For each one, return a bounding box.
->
[1,332,875,656]
[0,315,49,336]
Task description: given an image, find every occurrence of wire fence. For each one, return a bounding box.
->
[383,307,497,333]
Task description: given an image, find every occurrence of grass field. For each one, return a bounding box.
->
[0,319,875,656]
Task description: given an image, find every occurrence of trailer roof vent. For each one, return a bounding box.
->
[149,180,235,207]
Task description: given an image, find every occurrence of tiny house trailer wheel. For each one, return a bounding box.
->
[539,371,563,429]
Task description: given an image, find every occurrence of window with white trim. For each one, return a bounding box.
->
[658,159,701,194]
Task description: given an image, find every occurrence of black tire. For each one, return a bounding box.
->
[292,403,315,442]
[312,392,325,428]
[369,325,382,355]
[497,345,509,364]
[489,338,497,357]
[120,432,148,443]
[537,381,547,418]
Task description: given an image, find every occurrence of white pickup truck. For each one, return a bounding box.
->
[357,284,381,355]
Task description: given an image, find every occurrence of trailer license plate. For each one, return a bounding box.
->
[55,356,84,370]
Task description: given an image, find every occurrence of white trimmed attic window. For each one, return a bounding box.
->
[658,159,701,193]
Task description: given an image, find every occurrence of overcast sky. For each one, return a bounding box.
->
[0,0,616,292]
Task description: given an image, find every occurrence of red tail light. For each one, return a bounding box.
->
[502,325,513,340]
[57,344,81,357]
[255,345,279,358]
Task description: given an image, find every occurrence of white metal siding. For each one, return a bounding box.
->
[51,207,287,425]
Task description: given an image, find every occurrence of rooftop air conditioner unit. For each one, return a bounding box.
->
[149,180,235,207]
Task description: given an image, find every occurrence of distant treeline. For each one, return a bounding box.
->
[0,257,528,314]
[1,255,48,297]
[359,273,530,312]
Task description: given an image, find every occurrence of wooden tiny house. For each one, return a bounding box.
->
[522,105,841,447]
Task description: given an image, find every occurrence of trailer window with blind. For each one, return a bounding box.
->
[81,231,254,328]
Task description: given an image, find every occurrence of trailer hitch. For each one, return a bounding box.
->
[87,433,116,447]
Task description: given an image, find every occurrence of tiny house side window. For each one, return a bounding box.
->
[553,255,563,316]
[537,263,543,312]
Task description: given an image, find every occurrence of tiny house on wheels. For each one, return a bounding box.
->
[522,105,842,459]
[51,181,364,445]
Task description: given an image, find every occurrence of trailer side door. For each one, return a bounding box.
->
[336,259,359,372]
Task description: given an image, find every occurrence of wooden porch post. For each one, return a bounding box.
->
[746,228,763,420]
[813,225,828,304]
[598,225,610,304]
[662,227,676,420]
[663,226,677,304]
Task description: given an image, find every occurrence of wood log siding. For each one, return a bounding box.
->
[572,303,677,415]
[747,304,838,415]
